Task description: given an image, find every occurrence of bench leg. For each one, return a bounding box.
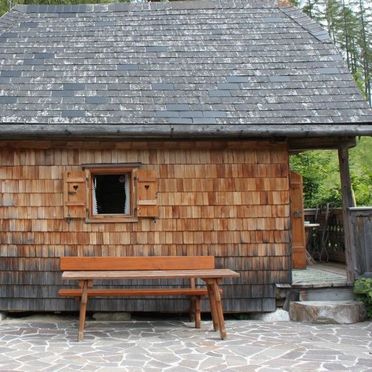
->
[211,279,226,340]
[78,280,89,341]
[206,282,219,332]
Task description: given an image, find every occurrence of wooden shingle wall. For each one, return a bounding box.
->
[0,140,290,313]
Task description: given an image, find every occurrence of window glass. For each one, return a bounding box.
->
[92,174,130,215]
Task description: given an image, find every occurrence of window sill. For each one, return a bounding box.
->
[86,216,138,224]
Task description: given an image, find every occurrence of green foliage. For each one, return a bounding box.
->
[0,0,8,14]
[290,150,341,208]
[290,137,372,208]
[353,277,372,318]
[349,137,372,206]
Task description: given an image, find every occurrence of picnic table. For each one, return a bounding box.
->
[60,256,239,341]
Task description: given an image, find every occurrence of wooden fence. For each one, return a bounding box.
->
[304,207,372,277]
[349,207,372,277]
[304,207,345,263]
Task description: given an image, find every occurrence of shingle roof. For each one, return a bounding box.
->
[0,0,371,138]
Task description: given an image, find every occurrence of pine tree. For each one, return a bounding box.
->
[356,0,371,104]
[296,0,371,106]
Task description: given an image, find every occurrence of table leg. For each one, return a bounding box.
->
[211,279,226,340]
[194,296,201,329]
[189,278,196,323]
[78,280,88,341]
[206,281,219,332]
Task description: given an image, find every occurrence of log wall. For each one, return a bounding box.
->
[0,140,291,313]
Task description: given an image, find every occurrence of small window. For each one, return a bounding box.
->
[64,163,158,222]
[92,174,131,215]
[83,163,141,223]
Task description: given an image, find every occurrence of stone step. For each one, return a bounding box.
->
[275,285,355,311]
[299,287,354,301]
[289,301,366,324]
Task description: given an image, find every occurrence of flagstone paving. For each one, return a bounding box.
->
[0,316,371,371]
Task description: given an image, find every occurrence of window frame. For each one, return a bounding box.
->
[83,164,141,223]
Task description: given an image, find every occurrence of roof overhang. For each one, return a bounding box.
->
[0,123,370,151]
[0,123,371,140]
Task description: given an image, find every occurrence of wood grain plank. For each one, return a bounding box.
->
[59,288,209,297]
[60,256,215,271]
[62,269,239,280]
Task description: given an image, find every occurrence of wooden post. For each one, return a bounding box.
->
[289,172,307,269]
[338,146,357,283]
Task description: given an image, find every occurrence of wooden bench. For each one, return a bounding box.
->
[59,256,239,341]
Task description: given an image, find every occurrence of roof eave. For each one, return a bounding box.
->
[0,123,371,139]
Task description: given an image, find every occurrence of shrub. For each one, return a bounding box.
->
[353,278,372,318]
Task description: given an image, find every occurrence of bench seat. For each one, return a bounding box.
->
[59,288,209,297]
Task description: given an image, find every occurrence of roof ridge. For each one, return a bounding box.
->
[14,0,277,14]
[279,6,331,44]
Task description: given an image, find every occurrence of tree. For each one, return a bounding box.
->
[349,137,372,206]
[290,150,341,208]
[297,0,371,106]
[355,0,371,104]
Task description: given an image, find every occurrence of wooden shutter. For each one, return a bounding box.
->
[63,171,86,219]
[136,169,158,218]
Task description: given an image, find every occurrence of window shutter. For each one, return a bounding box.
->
[63,171,86,219]
[136,169,158,218]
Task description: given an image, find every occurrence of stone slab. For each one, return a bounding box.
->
[249,309,290,322]
[289,300,366,324]
[299,287,354,301]
[92,312,131,321]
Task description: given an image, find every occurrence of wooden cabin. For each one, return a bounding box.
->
[0,0,371,314]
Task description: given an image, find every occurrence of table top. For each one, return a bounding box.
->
[62,269,239,281]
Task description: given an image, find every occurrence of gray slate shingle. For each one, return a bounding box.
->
[0,0,370,137]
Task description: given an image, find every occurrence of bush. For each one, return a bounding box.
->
[353,278,372,318]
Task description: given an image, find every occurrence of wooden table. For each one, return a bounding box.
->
[62,269,239,340]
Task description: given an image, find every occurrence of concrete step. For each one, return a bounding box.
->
[289,301,366,324]
[299,286,354,301]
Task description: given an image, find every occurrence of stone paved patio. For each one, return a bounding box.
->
[0,315,371,371]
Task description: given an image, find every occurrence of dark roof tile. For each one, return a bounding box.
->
[62,110,86,118]
[63,83,86,91]
[0,96,17,104]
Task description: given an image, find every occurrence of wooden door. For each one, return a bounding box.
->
[289,171,306,269]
